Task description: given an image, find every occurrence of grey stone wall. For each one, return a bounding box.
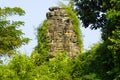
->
[46,7,80,57]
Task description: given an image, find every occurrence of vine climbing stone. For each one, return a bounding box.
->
[46,6,81,58]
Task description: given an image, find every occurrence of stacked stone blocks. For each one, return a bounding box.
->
[46,7,80,57]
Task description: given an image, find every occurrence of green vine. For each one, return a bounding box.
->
[36,20,49,57]
[59,3,83,52]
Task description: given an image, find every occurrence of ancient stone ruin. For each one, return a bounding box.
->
[46,7,80,57]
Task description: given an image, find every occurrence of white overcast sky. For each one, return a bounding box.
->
[0,0,101,55]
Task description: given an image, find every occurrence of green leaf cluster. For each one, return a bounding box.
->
[74,0,120,79]
[74,0,110,29]
[35,20,50,64]
[37,53,72,80]
[0,7,29,56]
[0,52,73,80]
[0,53,39,80]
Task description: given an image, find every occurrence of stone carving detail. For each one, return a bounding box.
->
[46,7,80,57]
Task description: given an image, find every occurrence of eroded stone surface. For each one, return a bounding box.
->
[46,7,80,57]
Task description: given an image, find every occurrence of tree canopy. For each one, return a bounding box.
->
[75,0,110,29]
[74,0,120,79]
[0,7,29,56]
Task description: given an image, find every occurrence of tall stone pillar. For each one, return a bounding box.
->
[46,7,80,57]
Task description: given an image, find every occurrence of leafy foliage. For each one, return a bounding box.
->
[71,43,101,80]
[74,0,120,79]
[71,42,117,80]
[38,53,72,80]
[0,7,29,56]
[0,7,25,17]
[0,53,39,80]
[74,0,110,29]
[0,65,18,80]
[34,20,50,64]
[0,52,73,80]
[105,0,120,79]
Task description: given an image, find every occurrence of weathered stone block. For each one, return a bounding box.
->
[46,7,81,58]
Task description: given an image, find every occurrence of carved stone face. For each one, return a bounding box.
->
[46,7,80,58]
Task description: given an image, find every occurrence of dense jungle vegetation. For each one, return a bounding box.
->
[0,0,120,80]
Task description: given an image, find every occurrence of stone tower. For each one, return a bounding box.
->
[46,7,80,57]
